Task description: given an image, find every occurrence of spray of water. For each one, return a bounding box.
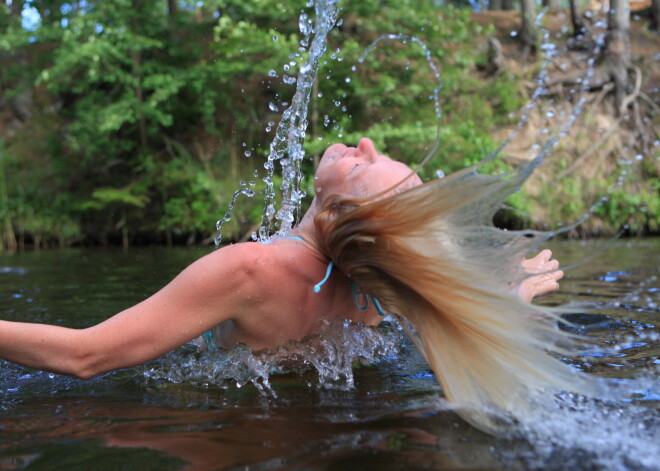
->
[142,320,404,395]
[214,0,340,245]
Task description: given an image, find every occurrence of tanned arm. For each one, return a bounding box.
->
[0,243,270,379]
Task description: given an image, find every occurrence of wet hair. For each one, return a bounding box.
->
[312,161,598,433]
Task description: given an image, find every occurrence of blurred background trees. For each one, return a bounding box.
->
[0,0,658,250]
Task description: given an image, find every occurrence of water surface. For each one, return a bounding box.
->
[0,240,658,470]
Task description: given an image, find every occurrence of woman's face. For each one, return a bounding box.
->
[314,138,421,203]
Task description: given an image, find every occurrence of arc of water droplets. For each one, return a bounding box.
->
[491,9,635,234]
[214,0,339,245]
[356,34,443,172]
[214,186,257,246]
[257,0,340,242]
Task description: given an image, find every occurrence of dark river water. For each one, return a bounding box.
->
[0,239,658,471]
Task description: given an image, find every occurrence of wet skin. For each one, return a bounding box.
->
[0,138,561,379]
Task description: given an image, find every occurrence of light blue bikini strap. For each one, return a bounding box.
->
[289,234,387,317]
[351,283,388,317]
[313,261,334,293]
[201,329,217,349]
[314,261,388,317]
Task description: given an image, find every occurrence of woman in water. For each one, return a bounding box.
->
[0,138,593,431]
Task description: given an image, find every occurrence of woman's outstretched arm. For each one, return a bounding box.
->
[0,243,271,379]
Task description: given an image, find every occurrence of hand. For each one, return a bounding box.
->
[517,249,564,303]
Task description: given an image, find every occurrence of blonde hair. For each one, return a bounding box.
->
[313,161,598,433]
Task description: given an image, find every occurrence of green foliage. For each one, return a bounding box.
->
[1,0,653,249]
[595,179,660,234]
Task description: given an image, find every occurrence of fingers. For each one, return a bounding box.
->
[517,249,564,302]
[522,250,561,273]
[538,248,552,261]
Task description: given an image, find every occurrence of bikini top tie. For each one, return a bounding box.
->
[283,236,388,317]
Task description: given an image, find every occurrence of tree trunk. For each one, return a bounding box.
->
[229,129,238,180]
[490,0,503,10]
[569,0,587,37]
[605,0,632,114]
[520,0,538,53]
[167,0,178,30]
[651,0,660,32]
[0,155,17,252]
[167,0,178,16]
[9,0,24,16]
[131,51,148,151]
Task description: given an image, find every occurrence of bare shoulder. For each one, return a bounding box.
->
[180,243,273,294]
[189,242,309,293]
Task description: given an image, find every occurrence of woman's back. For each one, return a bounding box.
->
[211,239,378,350]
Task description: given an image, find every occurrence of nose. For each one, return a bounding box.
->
[356,138,379,162]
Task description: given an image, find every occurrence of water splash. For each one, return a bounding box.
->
[215,0,340,245]
[498,389,660,471]
[214,186,256,246]
[258,0,340,241]
[142,320,403,394]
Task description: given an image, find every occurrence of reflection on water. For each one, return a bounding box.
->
[0,240,658,470]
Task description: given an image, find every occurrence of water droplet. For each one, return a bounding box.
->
[345,77,351,83]
[299,12,311,36]
[268,102,279,112]
[244,151,252,157]
[268,69,278,77]
[272,35,278,41]
[510,30,518,37]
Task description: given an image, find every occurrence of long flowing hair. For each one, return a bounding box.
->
[312,159,598,432]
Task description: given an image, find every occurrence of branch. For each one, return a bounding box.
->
[618,66,642,116]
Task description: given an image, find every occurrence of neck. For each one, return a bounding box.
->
[286,197,323,251]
